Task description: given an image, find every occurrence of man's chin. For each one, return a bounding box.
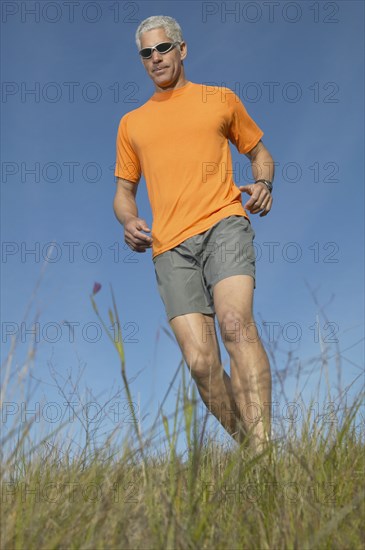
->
[153,80,174,91]
[151,72,174,87]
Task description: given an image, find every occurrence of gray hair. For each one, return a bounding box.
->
[135,15,184,50]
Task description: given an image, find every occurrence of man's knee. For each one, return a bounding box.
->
[219,310,259,345]
[185,348,221,384]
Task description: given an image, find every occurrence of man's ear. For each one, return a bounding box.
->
[179,41,188,61]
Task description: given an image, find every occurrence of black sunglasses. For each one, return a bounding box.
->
[139,41,180,59]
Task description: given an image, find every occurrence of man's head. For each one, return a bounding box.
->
[135,16,187,91]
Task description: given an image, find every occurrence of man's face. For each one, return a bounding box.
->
[139,28,187,89]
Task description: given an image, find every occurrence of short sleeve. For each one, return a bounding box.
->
[114,114,141,182]
[225,88,264,154]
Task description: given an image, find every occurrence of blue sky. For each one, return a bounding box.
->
[1,1,364,453]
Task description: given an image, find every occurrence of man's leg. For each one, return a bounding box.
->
[213,275,272,451]
[169,312,242,439]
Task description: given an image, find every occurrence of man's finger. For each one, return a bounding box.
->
[244,193,261,209]
[132,238,152,248]
[239,184,254,195]
[139,224,151,233]
[129,242,149,253]
[136,219,151,232]
[248,196,270,214]
[132,229,152,242]
[246,187,271,208]
[259,197,273,217]
[125,234,152,250]
[135,234,152,243]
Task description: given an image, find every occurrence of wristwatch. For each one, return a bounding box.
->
[255,179,273,193]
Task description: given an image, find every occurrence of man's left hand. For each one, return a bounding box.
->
[239,183,273,217]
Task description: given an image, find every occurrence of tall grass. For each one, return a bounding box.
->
[1,285,364,549]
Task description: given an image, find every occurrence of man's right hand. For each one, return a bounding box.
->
[124,216,153,252]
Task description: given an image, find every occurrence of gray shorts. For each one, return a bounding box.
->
[152,215,256,321]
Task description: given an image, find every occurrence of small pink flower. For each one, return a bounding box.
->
[92,282,102,295]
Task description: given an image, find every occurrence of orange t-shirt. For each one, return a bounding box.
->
[115,81,263,258]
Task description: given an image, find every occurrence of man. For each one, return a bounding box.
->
[114,15,275,452]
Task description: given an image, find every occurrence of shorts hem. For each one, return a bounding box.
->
[167,306,214,322]
[209,270,256,291]
[152,211,249,260]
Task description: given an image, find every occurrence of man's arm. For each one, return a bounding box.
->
[239,140,275,217]
[113,177,153,252]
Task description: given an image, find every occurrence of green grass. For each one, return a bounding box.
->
[1,286,364,549]
[1,418,364,549]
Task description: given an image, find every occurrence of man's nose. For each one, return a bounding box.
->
[151,49,163,62]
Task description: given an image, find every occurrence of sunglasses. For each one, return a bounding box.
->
[139,41,180,59]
